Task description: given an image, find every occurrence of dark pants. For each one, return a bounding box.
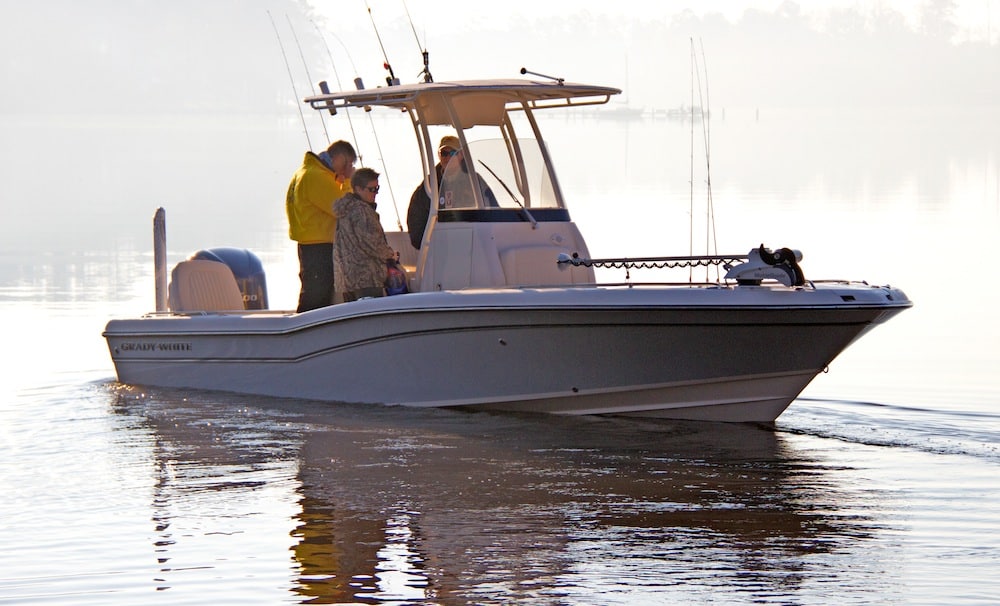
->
[296,243,335,312]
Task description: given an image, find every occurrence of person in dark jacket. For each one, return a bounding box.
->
[406,135,498,249]
[406,136,455,249]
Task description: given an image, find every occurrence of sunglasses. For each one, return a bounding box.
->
[364,185,380,193]
[440,148,458,157]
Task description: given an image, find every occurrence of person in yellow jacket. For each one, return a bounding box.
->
[286,140,356,312]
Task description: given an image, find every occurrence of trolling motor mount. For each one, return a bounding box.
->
[725,245,806,286]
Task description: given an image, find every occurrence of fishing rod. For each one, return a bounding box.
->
[698,38,718,278]
[267,10,312,150]
[683,38,718,282]
[402,0,432,82]
[688,38,695,280]
[286,14,330,145]
[691,38,717,280]
[364,0,399,86]
[315,19,402,230]
[312,20,363,163]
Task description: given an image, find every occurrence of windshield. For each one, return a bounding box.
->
[437,137,559,210]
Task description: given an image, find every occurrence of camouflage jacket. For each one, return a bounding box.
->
[332,193,395,295]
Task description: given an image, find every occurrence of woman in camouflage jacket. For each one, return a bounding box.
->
[333,168,397,301]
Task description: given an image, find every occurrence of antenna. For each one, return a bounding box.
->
[364,0,399,86]
[403,0,433,82]
[520,67,564,85]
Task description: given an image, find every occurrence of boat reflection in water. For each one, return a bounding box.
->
[112,386,900,603]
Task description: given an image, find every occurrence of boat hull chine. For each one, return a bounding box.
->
[454,370,815,423]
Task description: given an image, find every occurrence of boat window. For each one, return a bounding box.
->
[440,137,558,210]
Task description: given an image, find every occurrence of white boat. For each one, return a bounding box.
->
[103,77,911,423]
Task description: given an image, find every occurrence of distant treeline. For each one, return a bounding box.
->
[1,0,995,114]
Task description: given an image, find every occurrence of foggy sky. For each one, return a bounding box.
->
[0,0,996,115]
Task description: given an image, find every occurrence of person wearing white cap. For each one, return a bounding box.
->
[406,135,458,249]
[405,135,497,249]
[439,137,498,210]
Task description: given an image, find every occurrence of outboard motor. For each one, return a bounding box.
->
[191,247,269,309]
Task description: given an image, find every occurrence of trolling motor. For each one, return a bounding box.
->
[725,245,806,286]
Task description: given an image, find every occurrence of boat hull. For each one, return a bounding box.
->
[103,284,910,423]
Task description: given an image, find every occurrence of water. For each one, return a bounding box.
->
[2,82,1000,606]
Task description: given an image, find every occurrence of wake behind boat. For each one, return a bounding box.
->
[103,76,911,423]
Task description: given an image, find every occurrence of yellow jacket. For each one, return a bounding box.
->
[286,152,351,244]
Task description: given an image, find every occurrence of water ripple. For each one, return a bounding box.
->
[782,397,1000,464]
